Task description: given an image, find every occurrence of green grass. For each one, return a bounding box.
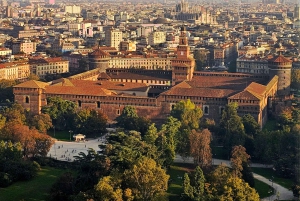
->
[0,166,70,201]
[263,119,277,131]
[252,167,294,189]
[254,178,274,198]
[167,163,196,201]
[48,130,71,141]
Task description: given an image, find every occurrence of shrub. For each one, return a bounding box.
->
[0,172,12,187]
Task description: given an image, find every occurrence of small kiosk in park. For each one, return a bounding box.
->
[73,134,86,142]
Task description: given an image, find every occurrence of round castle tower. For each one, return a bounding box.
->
[88,48,110,72]
[268,54,292,96]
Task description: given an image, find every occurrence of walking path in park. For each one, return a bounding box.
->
[47,141,295,201]
[174,155,295,201]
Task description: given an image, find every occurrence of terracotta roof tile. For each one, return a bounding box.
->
[45,85,112,96]
[14,80,49,89]
[229,90,262,100]
[268,55,291,63]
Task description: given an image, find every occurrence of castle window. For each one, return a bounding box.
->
[97,101,101,108]
[203,105,209,115]
[78,100,82,107]
[117,109,120,115]
[25,96,29,104]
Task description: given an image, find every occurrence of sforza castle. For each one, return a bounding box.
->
[13,27,292,127]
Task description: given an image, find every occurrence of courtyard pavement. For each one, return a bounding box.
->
[47,136,106,162]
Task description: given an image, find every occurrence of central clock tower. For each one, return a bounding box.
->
[171,26,195,85]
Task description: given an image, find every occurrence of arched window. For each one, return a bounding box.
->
[78,100,82,107]
[25,96,29,103]
[204,106,209,115]
[97,101,101,108]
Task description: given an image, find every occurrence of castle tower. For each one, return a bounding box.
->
[13,80,49,115]
[268,54,292,96]
[171,26,195,85]
[88,48,110,72]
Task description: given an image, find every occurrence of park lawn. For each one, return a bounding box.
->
[0,166,70,201]
[254,178,273,198]
[167,163,196,201]
[48,129,71,141]
[252,167,294,189]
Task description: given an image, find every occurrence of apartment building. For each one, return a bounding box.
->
[236,55,269,74]
[12,40,37,55]
[148,31,166,46]
[0,48,12,56]
[0,62,30,80]
[105,29,123,50]
[29,57,69,77]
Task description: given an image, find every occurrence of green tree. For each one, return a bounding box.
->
[219,102,246,156]
[158,116,181,167]
[170,99,203,158]
[182,166,206,201]
[183,173,194,200]
[73,109,107,137]
[143,123,158,145]
[125,157,169,201]
[103,131,160,171]
[42,96,77,130]
[171,99,203,130]
[193,166,205,201]
[242,114,260,137]
[116,106,139,131]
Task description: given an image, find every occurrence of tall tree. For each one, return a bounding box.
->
[183,173,194,200]
[230,145,250,178]
[219,102,246,156]
[125,157,169,201]
[193,166,206,201]
[158,116,181,168]
[170,99,203,158]
[189,129,212,168]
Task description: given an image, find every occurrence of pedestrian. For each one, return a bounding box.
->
[62,145,63,148]
[85,145,86,148]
